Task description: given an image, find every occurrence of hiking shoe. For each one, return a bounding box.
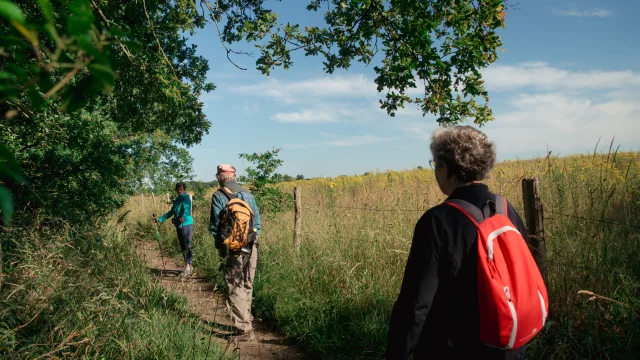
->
[180,267,193,277]
[230,330,255,342]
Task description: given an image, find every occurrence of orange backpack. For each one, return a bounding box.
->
[217,187,256,253]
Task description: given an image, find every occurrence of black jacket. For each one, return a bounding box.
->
[385,183,528,360]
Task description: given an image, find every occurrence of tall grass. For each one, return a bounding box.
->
[127,149,640,359]
[0,212,232,359]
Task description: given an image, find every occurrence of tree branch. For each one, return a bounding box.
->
[44,63,84,99]
[203,0,247,70]
[91,0,135,63]
[142,0,180,79]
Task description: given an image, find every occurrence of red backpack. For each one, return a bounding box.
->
[445,195,548,349]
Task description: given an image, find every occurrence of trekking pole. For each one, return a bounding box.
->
[206,256,225,358]
[152,213,166,276]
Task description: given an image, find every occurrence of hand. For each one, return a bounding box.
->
[152,216,158,224]
[179,217,185,223]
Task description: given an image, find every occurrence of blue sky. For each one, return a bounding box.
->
[186,0,640,180]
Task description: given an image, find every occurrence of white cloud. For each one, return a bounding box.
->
[396,121,438,141]
[271,107,359,123]
[271,110,338,123]
[482,62,640,91]
[327,135,395,147]
[390,90,640,159]
[231,75,377,104]
[284,135,395,149]
[482,93,640,156]
[553,9,613,17]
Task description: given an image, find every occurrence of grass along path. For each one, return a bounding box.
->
[136,239,304,360]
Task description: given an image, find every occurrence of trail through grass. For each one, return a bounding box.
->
[0,214,232,359]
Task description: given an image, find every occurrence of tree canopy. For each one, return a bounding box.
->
[0,0,509,222]
[207,0,508,124]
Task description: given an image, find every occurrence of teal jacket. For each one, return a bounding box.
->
[158,193,193,226]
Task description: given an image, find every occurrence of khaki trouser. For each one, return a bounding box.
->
[224,246,258,332]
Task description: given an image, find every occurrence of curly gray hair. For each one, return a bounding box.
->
[430,125,496,182]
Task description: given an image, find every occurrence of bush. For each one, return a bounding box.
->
[239,148,294,213]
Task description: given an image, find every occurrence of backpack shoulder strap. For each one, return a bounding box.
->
[480,194,508,219]
[217,187,238,201]
[495,194,507,217]
[444,199,484,226]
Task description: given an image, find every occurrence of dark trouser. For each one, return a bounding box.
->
[176,224,193,265]
[414,344,526,360]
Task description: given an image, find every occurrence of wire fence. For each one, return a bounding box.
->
[301,200,639,280]
[305,204,427,212]
[302,202,640,231]
[546,259,637,277]
[546,209,640,230]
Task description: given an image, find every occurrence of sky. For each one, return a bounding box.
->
[185,0,640,181]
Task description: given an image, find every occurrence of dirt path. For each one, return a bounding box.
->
[136,240,305,360]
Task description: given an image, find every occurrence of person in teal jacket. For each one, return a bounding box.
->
[153,181,194,276]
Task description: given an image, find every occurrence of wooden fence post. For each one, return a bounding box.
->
[522,178,550,293]
[151,192,157,207]
[141,193,145,210]
[166,193,170,204]
[294,187,302,250]
[0,241,3,289]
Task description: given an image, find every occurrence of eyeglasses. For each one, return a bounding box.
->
[429,159,435,169]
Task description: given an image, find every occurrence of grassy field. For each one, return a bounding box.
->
[0,212,232,359]
[130,149,640,359]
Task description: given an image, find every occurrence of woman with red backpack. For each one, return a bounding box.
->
[385,126,548,359]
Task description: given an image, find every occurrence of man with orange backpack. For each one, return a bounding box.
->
[209,164,262,342]
[385,126,548,359]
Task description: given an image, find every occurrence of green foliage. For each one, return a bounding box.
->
[0,0,215,222]
[1,0,511,223]
[0,216,231,359]
[238,148,292,212]
[184,180,219,200]
[239,148,284,188]
[0,144,25,224]
[177,0,509,124]
[205,0,508,124]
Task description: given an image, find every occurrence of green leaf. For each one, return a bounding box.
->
[0,0,26,24]
[60,91,88,113]
[0,145,25,183]
[36,0,54,23]
[0,186,14,224]
[67,0,95,36]
[0,85,19,100]
[88,63,115,89]
[122,40,143,54]
[27,86,46,110]
[0,35,28,48]
[0,72,16,80]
